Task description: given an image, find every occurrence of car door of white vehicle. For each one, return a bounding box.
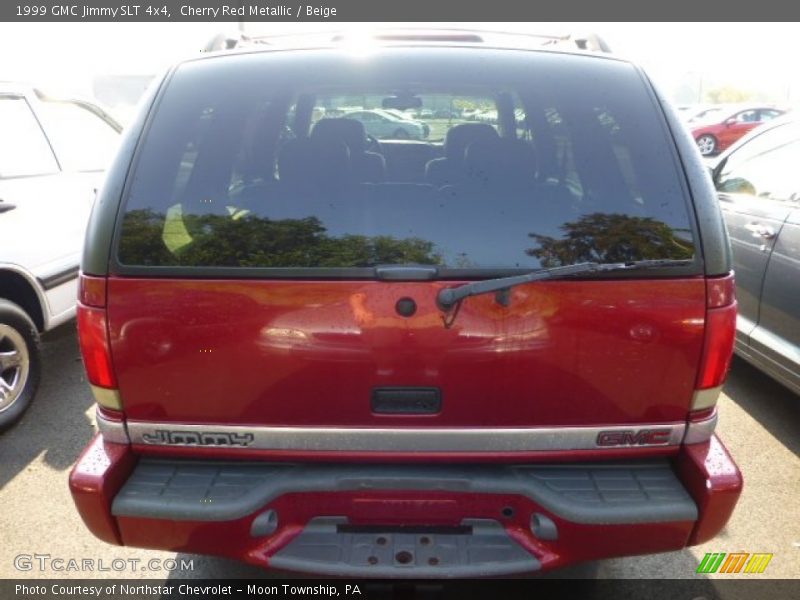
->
[0,92,115,325]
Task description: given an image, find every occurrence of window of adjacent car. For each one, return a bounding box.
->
[35,100,120,172]
[717,125,800,203]
[734,110,759,124]
[0,96,59,178]
[760,109,782,122]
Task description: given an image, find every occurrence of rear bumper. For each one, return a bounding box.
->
[69,434,742,577]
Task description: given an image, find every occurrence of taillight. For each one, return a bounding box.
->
[77,306,115,387]
[695,274,737,392]
[686,273,736,444]
[77,274,122,411]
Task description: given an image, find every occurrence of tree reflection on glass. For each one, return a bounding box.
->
[118,209,443,268]
[527,213,694,268]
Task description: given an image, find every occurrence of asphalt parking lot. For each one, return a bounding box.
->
[0,323,798,583]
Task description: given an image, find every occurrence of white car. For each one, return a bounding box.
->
[0,83,121,431]
[344,109,429,139]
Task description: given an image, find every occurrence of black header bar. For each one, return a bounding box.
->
[3,579,800,600]
[3,0,800,22]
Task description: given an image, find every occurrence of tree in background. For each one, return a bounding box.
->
[704,86,755,104]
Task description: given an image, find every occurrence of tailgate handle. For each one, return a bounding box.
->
[371,388,442,414]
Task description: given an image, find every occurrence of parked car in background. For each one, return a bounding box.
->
[677,104,725,125]
[433,108,457,119]
[344,109,429,139]
[711,115,800,395]
[692,106,785,156]
[0,83,121,431]
[381,108,417,122]
[687,106,726,125]
[460,107,483,120]
[474,109,499,123]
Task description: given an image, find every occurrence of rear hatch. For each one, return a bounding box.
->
[96,49,711,442]
[106,277,704,428]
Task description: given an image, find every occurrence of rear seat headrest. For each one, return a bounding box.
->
[240,117,278,182]
[278,137,351,186]
[311,118,368,154]
[444,123,499,162]
[465,137,537,186]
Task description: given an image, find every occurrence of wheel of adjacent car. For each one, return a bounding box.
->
[393,129,410,139]
[0,300,41,432]
[696,134,718,156]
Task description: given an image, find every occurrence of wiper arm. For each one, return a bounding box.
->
[436,259,693,311]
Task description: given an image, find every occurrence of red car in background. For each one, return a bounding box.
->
[692,106,784,156]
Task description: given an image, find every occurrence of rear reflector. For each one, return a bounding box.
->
[696,274,737,390]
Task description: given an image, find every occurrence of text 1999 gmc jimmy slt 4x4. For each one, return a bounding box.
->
[70,31,742,577]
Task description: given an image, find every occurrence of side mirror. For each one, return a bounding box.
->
[708,158,725,189]
[724,118,736,127]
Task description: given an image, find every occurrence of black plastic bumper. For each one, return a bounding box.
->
[112,459,697,525]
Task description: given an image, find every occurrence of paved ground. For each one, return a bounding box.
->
[0,324,798,583]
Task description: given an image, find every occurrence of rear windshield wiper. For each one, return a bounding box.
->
[436,259,694,312]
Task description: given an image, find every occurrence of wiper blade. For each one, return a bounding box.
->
[436,259,693,311]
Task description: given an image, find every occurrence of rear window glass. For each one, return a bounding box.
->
[117,50,695,273]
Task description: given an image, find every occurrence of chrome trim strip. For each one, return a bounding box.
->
[125,421,687,452]
[691,386,723,411]
[38,265,80,291]
[96,408,130,444]
[683,410,718,445]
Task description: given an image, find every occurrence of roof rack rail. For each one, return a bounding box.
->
[202,28,612,54]
[566,32,613,53]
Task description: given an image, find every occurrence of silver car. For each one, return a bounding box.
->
[711,115,800,395]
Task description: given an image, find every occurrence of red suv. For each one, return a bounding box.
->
[70,31,741,577]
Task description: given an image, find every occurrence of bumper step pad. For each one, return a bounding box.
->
[270,517,539,578]
[112,459,697,525]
